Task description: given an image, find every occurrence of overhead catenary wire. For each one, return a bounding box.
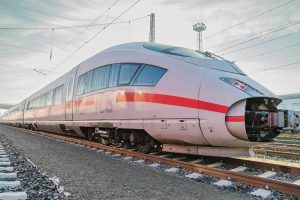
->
[220,29,300,56]
[49,0,143,71]
[33,69,47,75]
[0,63,49,71]
[205,0,296,40]
[17,0,143,101]
[213,20,300,53]
[45,0,120,62]
[0,63,32,69]
[0,43,49,54]
[0,9,149,58]
[50,28,54,59]
[0,15,149,30]
[235,43,300,62]
[250,60,300,74]
[208,20,300,50]
[0,15,149,63]
[15,0,121,101]
[54,14,148,58]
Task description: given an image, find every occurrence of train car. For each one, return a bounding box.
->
[1,42,290,157]
[278,93,300,132]
[1,103,24,127]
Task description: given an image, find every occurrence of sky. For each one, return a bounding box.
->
[0,0,299,111]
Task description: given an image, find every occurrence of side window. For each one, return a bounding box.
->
[31,98,36,109]
[46,90,53,106]
[108,64,120,87]
[36,97,41,108]
[66,76,74,101]
[92,65,111,91]
[39,93,47,108]
[34,98,38,108]
[118,63,140,85]
[85,70,93,93]
[133,65,167,86]
[53,85,63,105]
[77,73,86,95]
[29,101,32,110]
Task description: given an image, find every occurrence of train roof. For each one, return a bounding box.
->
[103,42,215,60]
[103,42,146,51]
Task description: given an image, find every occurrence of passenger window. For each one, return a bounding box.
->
[85,70,93,93]
[39,93,47,107]
[46,90,53,106]
[118,63,140,85]
[109,64,120,87]
[66,76,74,101]
[92,65,111,91]
[133,65,166,86]
[53,85,63,105]
[77,73,86,95]
[36,97,41,108]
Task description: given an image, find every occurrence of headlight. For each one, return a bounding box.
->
[220,77,264,96]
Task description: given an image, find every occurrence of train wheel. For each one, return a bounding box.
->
[137,143,152,154]
[100,138,109,146]
[30,124,35,131]
[122,141,132,149]
[87,129,95,141]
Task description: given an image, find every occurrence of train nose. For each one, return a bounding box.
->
[226,97,285,142]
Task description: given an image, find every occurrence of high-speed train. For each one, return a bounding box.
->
[0,42,291,157]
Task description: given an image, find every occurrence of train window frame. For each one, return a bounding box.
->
[66,75,75,101]
[85,70,94,93]
[74,63,166,96]
[39,93,47,108]
[108,64,120,88]
[52,85,64,105]
[131,64,167,87]
[118,63,141,86]
[91,64,111,92]
[46,90,54,106]
[77,73,87,95]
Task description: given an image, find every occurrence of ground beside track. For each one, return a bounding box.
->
[0,125,256,200]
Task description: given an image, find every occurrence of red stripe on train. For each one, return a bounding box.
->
[225,116,245,122]
[116,92,229,113]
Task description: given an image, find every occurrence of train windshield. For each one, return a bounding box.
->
[143,43,246,75]
[143,43,212,59]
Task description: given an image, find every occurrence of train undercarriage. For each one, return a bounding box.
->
[82,127,162,154]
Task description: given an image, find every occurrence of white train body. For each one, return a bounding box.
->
[0,42,288,156]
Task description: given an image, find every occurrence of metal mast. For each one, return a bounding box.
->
[193,22,206,51]
[149,13,155,43]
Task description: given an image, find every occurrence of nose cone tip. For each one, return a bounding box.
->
[225,100,249,141]
[226,97,284,142]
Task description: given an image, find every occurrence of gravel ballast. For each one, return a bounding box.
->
[0,134,67,199]
[0,125,257,200]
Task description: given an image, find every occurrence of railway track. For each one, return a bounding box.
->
[0,142,27,199]
[11,127,300,198]
[254,142,300,160]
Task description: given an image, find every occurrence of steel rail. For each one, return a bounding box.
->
[254,149,300,160]
[11,127,300,197]
[259,147,300,153]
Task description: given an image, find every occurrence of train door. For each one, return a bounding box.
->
[65,67,78,120]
